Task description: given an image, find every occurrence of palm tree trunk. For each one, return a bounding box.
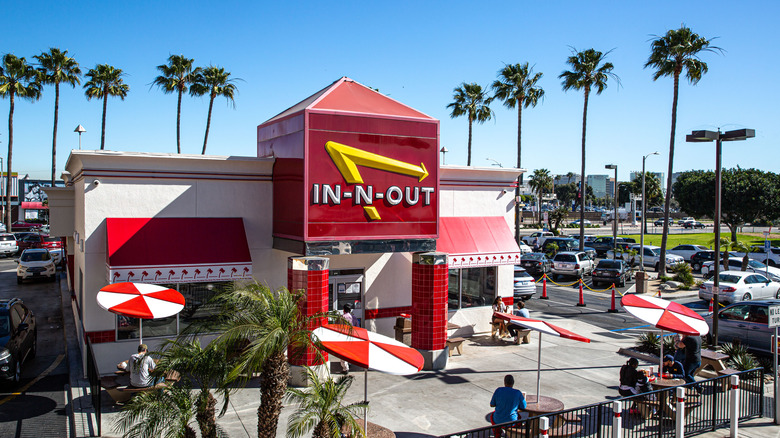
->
[184,425,197,438]
[467,117,473,166]
[176,90,182,154]
[313,421,330,438]
[515,107,523,243]
[100,91,107,150]
[196,392,217,438]
[202,95,215,155]
[659,71,681,276]
[257,352,289,438]
[6,92,14,231]
[579,87,590,251]
[51,81,59,186]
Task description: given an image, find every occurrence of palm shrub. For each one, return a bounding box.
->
[670,262,695,288]
[728,350,759,371]
[114,384,197,438]
[719,341,748,358]
[285,366,368,438]
[635,332,661,356]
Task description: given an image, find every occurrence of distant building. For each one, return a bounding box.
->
[553,173,579,188]
[606,177,616,198]
[587,174,608,198]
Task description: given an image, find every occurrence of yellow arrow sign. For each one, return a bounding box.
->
[325,141,429,184]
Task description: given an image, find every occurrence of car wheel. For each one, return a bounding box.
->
[776,289,780,299]
[742,292,752,301]
[692,262,701,271]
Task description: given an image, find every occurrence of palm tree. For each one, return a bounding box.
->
[447,82,494,166]
[528,168,552,226]
[646,26,720,276]
[0,54,42,232]
[113,384,197,438]
[730,241,751,271]
[35,48,81,186]
[209,282,328,438]
[83,64,129,150]
[560,48,619,251]
[492,63,544,243]
[153,55,200,154]
[154,339,234,438]
[189,66,238,155]
[285,366,368,438]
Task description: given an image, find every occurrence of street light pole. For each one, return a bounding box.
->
[687,128,755,347]
[640,152,659,270]
[75,125,86,150]
[605,164,617,258]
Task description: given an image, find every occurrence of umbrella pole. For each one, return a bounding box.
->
[536,332,542,397]
[659,330,664,375]
[364,368,368,437]
[139,318,143,345]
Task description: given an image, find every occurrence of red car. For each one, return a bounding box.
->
[17,234,62,252]
[11,221,42,231]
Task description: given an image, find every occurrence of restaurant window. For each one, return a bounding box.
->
[116,281,231,341]
[447,266,496,309]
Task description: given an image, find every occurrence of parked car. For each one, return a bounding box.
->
[0,234,18,257]
[653,218,671,226]
[682,221,706,229]
[678,217,695,225]
[541,237,579,255]
[520,252,551,276]
[0,222,6,232]
[732,246,780,267]
[701,257,780,282]
[521,231,555,248]
[15,249,57,283]
[513,266,537,300]
[571,219,591,226]
[518,242,532,254]
[551,251,594,279]
[18,234,62,252]
[591,236,636,257]
[690,250,737,272]
[10,221,41,231]
[617,244,684,271]
[16,234,44,253]
[591,259,630,288]
[699,271,779,304]
[0,298,37,384]
[704,300,780,355]
[667,244,709,262]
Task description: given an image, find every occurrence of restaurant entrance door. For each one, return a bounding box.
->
[328,270,364,327]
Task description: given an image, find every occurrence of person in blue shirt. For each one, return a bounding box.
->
[662,354,684,379]
[490,374,527,431]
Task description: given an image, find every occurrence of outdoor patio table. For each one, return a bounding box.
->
[650,377,685,390]
[697,349,730,375]
[525,394,565,425]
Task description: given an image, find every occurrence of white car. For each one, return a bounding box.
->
[522,231,554,248]
[678,217,695,225]
[614,244,684,271]
[668,244,709,262]
[699,271,780,304]
[513,266,536,300]
[701,257,780,282]
[16,248,57,283]
[518,242,532,254]
[48,248,64,267]
[0,233,18,257]
[732,246,780,267]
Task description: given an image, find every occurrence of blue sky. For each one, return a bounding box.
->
[2,1,777,182]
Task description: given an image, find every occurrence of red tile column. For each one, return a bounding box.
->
[287,256,329,367]
[411,252,449,370]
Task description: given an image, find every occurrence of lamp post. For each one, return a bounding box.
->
[605,164,618,258]
[686,128,755,346]
[74,125,86,150]
[640,152,659,270]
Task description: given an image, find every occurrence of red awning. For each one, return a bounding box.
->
[106,218,252,284]
[437,217,522,268]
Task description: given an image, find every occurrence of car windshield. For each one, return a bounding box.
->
[0,315,8,337]
[718,274,741,284]
[748,260,766,269]
[43,236,59,242]
[0,235,14,241]
[515,272,533,279]
[21,251,50,262]
[647,248,659,256]
[523,253,543,261]
[597,260,621,269]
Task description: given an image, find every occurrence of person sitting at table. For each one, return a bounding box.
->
[662,354,684,379]
[619,358,652,397]
[507,301,531,344]
[490,374,527,434]
[119,343,157,388]
[492,297,509,338]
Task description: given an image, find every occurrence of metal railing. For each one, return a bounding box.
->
[441,369,764,438]
[85,337,101,436]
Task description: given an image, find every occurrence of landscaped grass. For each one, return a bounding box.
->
[615,233,780,248]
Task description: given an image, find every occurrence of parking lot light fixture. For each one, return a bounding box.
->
[640,152,659,270]
[686,128,755,346]
[605,165,617,258]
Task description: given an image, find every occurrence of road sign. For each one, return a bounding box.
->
[769,305,780,328]
[766,240,771,250]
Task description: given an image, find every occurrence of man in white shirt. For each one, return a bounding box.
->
[126,343,156,388]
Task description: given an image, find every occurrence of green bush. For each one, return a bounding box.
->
[671,263,695,287]
[729,350,759,371]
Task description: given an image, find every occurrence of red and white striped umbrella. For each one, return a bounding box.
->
[494,311,591,398]
[312,324,423,375]
[621,294,708,336]
[97,282,185,319]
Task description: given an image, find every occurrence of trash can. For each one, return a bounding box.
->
[635,271,648,294]
[394,317,411,345]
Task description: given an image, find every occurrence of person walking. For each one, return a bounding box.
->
[340,304,355,374]
[490,374,527,436]
[679,334,703,392]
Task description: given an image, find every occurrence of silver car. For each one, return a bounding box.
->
[551,251,594,279]
[513,266,536,300]
[704,300,780,355]
[699,271,780,304]
[0,234,18,257]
